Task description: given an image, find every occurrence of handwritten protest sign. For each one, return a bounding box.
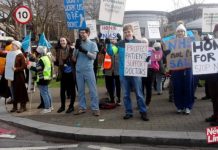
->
[99,0,126,26]
[164,37,193,70]
[147,21,161,39]
[86,20,97,39]
[202,8,218,33]
[64,0,86,30]
[192,39,218,75]
[124,43,148,77]
[100,25,123,39]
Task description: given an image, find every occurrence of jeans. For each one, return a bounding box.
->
[120,76,147,115]
[76,69,99,110]
[38,85,52,109]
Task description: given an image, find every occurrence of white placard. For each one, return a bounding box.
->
[124,43,148,77]
[99,0,126,26]
[192,39,218,75]
[100,25,123,39]
[86,20,97,39]
[147,21,161,39]
[202,8,218,33]
[124,22,142,39]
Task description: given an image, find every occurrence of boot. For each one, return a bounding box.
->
[10,103,17,113]
[17,103,27,113]
[140,112,149,121]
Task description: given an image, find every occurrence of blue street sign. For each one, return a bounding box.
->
[64,0,86,30]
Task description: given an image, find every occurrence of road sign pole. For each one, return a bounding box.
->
[24,24,27,37]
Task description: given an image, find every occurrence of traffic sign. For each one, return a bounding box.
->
[13,6,32,24]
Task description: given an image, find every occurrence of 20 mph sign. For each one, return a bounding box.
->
[13,6,32,24]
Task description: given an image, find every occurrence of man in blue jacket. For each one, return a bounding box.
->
[106,25,149,121]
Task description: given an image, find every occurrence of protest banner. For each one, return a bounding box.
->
[164,37,193,70]
[100,25,123,39]
[64,0,86,30]
[192,39,218,75]
[124,21,142,39]
[124,43,148,77]
[147,21,161,39]
[86,20,97,39]
[98,0,126,26]
[202,8,218,33]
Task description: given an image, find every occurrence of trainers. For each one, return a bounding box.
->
[40,109,51,114]
[74,109,86,115]
[123,114,133,120]
[92,110,100,116]
[50,106,54,111]
[177,109,182,114]
[140,112,149,121]
[184,108,191,115]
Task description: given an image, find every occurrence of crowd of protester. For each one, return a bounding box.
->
[0,23,218,126]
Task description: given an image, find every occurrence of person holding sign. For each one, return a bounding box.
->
[205,24,218,126]
[73,28,100,116]
[171,23,194,115]
[106,25,149,121]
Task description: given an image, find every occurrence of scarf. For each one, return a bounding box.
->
[5,50,22,81]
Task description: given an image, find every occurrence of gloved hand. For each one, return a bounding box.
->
[75,39,81,49]
[117,33,121,41]
[146,56,151,62]
[98,32,102,39]
[79,47,88,54]
[105,38,111,44]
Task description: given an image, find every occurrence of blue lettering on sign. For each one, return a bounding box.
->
[169,58,191,69]
[64,0,86,30]
[166,37,194,51]
[101,33,118,39]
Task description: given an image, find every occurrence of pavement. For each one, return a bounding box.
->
[0,85,217,147]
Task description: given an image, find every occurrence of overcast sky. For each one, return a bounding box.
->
[125,0,218,12]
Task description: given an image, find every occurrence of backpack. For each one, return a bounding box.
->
[99,102,116,109]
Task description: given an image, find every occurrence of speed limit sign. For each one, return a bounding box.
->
[13,6,32,24]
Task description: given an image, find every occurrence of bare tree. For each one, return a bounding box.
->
[172,0,206,9]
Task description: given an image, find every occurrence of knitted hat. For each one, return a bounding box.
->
[12,40,22,49]
[176,24,186,33]
[141,38,148,44]
[153,42,161,48]
[36,46,47,55]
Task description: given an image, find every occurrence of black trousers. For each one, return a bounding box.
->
[60,72,76,108]
[142,69,154,106]
[208,79,218,120]
[105,74,121,103]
